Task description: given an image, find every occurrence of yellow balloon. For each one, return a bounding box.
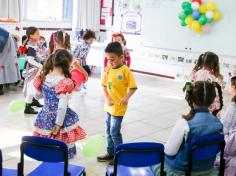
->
[199,4,207,13]
[213,11,222,21]
[185,16,194,25]
[192,21,201,31]
[195,26,202,33]
[206,2,217,11]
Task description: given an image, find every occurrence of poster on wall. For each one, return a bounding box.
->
[113,0,142,34]
[121,11,141,34]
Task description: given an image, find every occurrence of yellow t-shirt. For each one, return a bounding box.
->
[102,65,137,116]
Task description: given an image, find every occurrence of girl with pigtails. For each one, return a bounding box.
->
[152,81,223,175]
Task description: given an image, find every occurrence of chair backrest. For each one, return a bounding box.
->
[18,136,69,176]
[188,134,225,175]
[114,142,165,175]
[21,136,68,162]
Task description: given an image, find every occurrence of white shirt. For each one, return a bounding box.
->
[164,118,190,156]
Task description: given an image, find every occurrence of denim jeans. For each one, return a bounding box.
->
[106,112,123,156]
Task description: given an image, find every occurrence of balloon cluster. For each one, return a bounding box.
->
[179,0,222,33]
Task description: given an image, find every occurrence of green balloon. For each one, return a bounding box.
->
[9,100,26,112]
[179,12,187,20]
[181,2,191,10]
[198,15,208,25]
[184,7,193,15]
[181,20,187,26]
[81,134,105,157]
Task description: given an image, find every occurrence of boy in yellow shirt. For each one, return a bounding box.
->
[97,42,137,162]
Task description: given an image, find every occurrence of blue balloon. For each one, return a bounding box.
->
[192,10,200,19]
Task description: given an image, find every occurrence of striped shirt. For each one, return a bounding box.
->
[73,41,90,66]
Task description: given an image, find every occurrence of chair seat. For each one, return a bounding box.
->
[106,165,154,176]
[28,162,85,176]
[3,168,17,176]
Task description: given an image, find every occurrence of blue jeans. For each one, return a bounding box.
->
[106,112,123,156]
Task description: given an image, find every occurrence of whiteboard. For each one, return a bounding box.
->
[141,0,236,56]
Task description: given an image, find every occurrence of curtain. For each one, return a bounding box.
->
[63,0,73,20]
[72,0,100,31]
[0,0,20,21]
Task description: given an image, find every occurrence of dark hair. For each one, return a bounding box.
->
[24,26,39,46]
[105,42,123,57]
[22,35,27,44]
[231,76,236,104]
[193,54,204,71]
[40,49,73,82]
[83,29,96,40]
[202,51,221,78]
[183,81,223,120]
[49,30,71,54]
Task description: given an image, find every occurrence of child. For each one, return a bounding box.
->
[215,76,236,175]
[152,81,223,175]
[191,52,224,117]
[0,28,21,95]
[104,33,131,68]
[33,49,86,159]
[49,30,88,81]
[73,29,96,76]
[23,27,44,114]
[49,30,71,54]
[97,42,137,163]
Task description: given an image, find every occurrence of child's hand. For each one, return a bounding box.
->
[106,97,114,106]
[52,125,61,135]
[72,59,80,67]
[120,96,129,105]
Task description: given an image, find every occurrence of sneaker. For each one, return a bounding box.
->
[97,153,114,162]
[24,104,38,114]
[31,98,43,107]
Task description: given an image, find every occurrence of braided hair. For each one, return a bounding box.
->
[183,81,223,120]
[231,76,236,104]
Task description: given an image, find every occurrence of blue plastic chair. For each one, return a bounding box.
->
[186,134,225,176]
[18,136,86,176]
[0,150,17,176]
[106,142,165,176]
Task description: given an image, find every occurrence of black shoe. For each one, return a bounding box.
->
[97,153,114,162]
[0,88,3,95]
[0,85,3,95]
[24,104,38,114]
[31,98,43,107]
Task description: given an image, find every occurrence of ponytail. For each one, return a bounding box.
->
[212,82,224,116]
[183,82,195,120]
[40,54,54,82]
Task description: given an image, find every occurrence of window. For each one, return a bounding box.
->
[23,0,73,21]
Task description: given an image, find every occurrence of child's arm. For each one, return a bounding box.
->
[120,88,137,105]
[53,94,69,134]
[72,59,88,81]
[103,86,113,106]
[164,119,189,156]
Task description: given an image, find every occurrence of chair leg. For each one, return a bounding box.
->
[82,171,86,176]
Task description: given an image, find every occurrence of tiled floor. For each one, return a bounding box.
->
[0,73,230,175]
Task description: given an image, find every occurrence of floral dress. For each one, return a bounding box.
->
[34,76,86,159]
